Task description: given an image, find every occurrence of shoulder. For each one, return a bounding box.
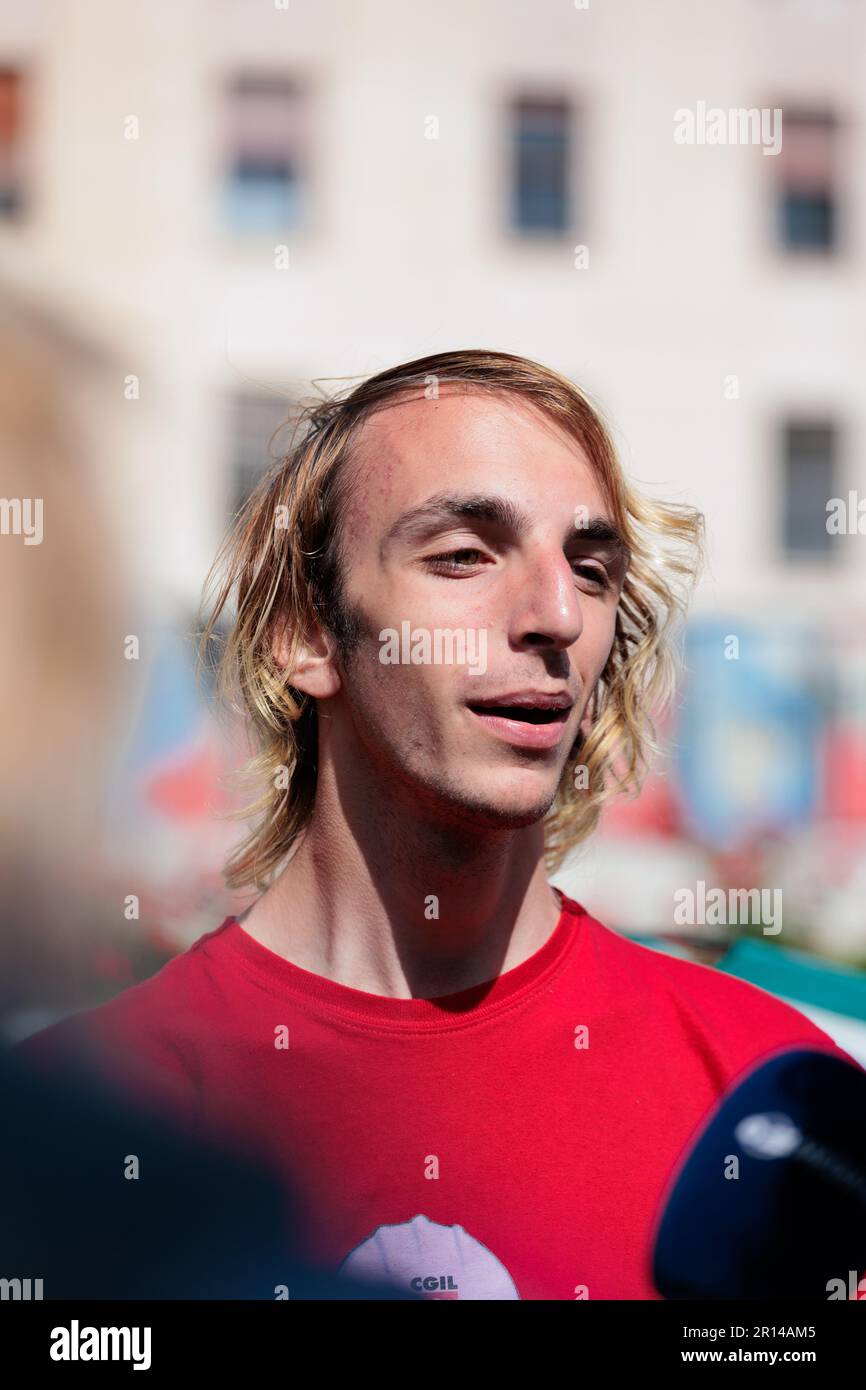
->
[560,893,859,1078]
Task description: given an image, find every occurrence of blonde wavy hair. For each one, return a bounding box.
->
[199,349,705,891]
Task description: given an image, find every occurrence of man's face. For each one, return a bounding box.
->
[313,386,628,833]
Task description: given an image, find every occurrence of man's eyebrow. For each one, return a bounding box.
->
[568,515,628,551]
[381,490,630,560]
[381,492,531,549]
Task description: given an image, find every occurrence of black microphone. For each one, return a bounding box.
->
[652,1047,866,1300]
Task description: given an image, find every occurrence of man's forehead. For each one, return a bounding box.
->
[350,386,600,505]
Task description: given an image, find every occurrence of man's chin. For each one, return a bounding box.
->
[435,785,559,833]
[465,804,551,832]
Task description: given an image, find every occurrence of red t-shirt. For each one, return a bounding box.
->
[16,894,856,1300]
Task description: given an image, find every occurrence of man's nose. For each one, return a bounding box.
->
[507,551,583,652]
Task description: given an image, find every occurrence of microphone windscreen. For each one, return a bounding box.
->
[652,1048,866,1300]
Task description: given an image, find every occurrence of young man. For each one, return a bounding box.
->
[19,349,855,1300]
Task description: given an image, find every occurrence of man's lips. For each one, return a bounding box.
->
[465,691,575,749]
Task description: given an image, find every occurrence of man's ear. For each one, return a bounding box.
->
[271,612,342,700]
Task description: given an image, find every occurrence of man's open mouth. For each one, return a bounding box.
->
[466,703,568,725]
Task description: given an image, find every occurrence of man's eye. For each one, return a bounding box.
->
[426,548,486,572]
[572,561,611,590]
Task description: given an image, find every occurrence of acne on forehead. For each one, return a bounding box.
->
[340,425,399,551]
[347,389,603,527]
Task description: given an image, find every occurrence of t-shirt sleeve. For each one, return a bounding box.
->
[662,950,863,1088]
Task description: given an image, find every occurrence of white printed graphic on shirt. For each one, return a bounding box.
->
[338,1213,520,1300]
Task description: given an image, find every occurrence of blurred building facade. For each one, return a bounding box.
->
[2,0,865,968]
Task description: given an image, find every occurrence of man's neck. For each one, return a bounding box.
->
[238,761,563,1000]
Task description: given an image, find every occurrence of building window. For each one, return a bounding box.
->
[223,74,308,233]
[228,390,292,516]
[781,421,838,558]
[776,110,838,252]
[509,96,573,234]
[0,68,25,217]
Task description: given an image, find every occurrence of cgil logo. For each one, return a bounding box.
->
[339,1214,520,1299]
[49,1320,152,1371]
[410,1274,459,1295]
